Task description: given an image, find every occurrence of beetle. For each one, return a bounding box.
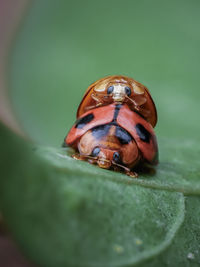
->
[77,75,157,128]
[64,103,158,177]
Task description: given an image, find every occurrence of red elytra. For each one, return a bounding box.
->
[65,103,158,167]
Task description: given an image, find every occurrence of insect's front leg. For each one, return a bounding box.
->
[125,170,138,178]
[84,93,104,111]
[72,154,86,161]
[91,93,104,106]
[134,106,151,118]
[72,153,97,165]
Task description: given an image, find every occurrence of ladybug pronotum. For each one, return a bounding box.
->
[77,75,157,128]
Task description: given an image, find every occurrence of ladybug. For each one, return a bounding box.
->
[64,103,158,177]
[77,75,157,128]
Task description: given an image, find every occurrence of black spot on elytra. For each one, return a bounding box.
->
[91,124,111,139]
[115,126,133,144]
[112,104,122,122]
[75,113,94,129]
[135,123,151,143]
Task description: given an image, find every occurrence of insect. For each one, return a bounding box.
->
[64,103,158,177]
[77,75,157,127]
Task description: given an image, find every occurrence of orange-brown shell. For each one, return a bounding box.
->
[77,75,157,127]
[78,126,140,169]
[66,103,158,164]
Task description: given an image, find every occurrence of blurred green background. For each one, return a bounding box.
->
[9,0,200,147]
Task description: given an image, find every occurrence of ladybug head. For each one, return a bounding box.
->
[78,75,157,128]
[106,83,132,102]
[93,75,145,103]
[91,147,121,169]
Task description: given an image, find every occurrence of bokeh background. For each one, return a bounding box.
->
[8,0,200,147]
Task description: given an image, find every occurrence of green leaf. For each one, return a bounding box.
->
[40,138,200,196]
[139,196,200,267]
[115,137,200,195]
[0,123,185,267]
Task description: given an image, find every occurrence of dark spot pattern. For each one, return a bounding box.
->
[135,123,151,143]
[91,124,111,140]
[112,104,122,122]
[75,113,94,129]
[115,126,133,144]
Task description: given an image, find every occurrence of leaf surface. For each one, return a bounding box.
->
[43,138,200,196]
[0,124,185,267]
[139,196,200,267]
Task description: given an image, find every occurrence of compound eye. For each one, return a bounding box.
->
[113,152,121,163]
[125,86,131,96]
[107,85,114,94]
[92,147,100,157]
